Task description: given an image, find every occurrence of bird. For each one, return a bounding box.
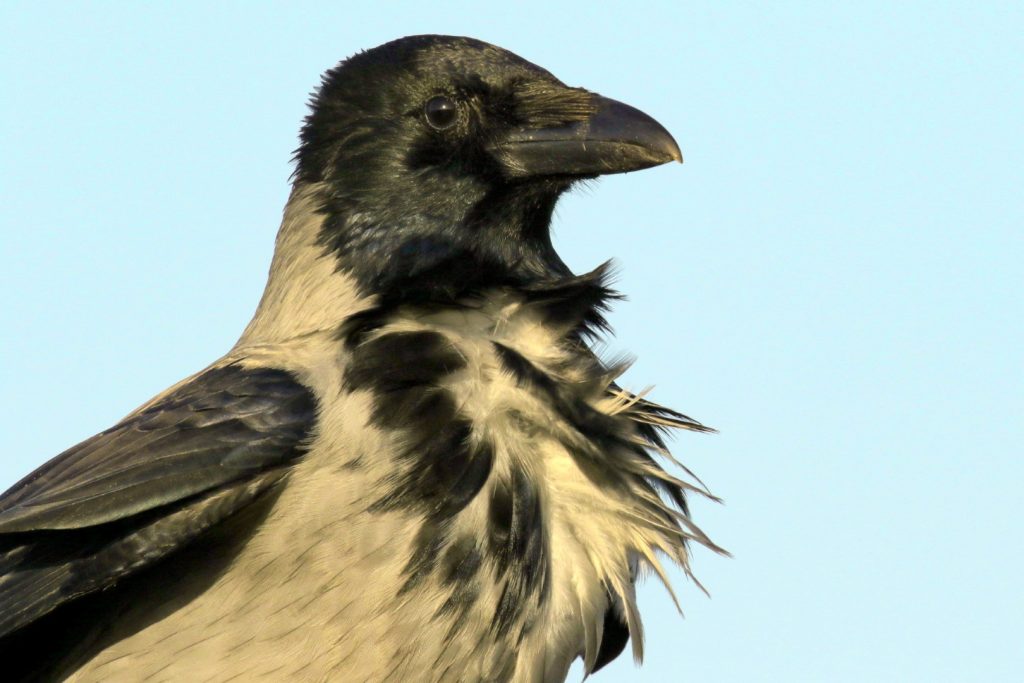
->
[0,35,723,682]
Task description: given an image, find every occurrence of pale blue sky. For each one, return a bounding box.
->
[1,3,1021,681]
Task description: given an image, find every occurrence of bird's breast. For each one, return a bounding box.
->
[69,296,664,683]
[283,297,651,680]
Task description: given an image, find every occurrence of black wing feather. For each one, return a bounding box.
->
[0,363,317,639]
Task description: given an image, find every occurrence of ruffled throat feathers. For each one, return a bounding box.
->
[338,263,724,676]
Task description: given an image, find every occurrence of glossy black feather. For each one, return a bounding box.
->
[592,601,630,673]
[521,262,621,340]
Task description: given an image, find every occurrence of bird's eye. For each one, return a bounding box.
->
[424,96,459,130]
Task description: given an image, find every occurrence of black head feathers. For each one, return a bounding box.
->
[295,35,679,304]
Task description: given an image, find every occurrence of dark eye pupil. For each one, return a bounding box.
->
[424,96,458,129]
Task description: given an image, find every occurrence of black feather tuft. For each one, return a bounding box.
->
[592,599,630,673]
[345,329,497,610]
[488,465,548,633]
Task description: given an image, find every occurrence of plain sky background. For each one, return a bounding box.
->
[2,3,1021,681]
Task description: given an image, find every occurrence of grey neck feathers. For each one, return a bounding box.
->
[236,184,369,348]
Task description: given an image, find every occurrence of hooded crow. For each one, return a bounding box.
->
[0,35,722,682]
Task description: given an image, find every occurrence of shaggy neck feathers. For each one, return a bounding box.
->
[339,264,719,675]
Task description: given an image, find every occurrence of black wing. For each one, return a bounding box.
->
[0,362,317,640]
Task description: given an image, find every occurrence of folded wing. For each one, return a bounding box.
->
[0,363,317,638]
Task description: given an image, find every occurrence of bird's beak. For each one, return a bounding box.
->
[490,94,682,178]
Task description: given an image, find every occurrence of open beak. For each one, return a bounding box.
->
[490,94,682,178]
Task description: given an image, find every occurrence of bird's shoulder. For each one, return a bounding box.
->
[0,361,318,660]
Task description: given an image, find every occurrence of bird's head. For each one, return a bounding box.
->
[294,35,681,304]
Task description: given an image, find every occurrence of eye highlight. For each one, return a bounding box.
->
[424,96,458,130]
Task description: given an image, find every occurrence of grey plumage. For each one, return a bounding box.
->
[0,35,722,682]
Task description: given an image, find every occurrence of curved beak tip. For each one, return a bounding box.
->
[649,122,682,165]
[669,142,684,164]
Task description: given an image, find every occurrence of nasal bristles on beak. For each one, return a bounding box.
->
[514,81,597,127]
